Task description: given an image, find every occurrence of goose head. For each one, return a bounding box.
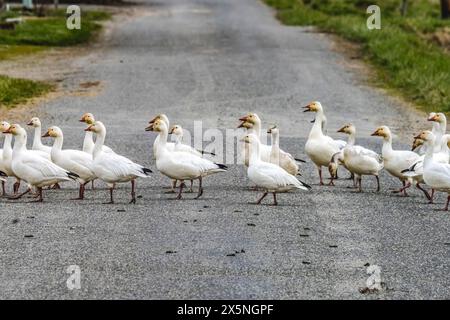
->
[239,113,261,126]
[371,126,391,139]
[415,130,435,146]
[237,120,253,129]
[267,125,278,135]
[411,138,424,151]
[337,124,355,135]
[0,121,10,134]
[240,133,258,145]
[149,114,170,127]
[428,112,447,126]
[303,101,323,113]
[80,113,95,125]
[169,124,183,136]
[27,117,42,128]
[85,121,106,134]
[4,124,26,137]
[42,126,63,138]
[146,118,167,132]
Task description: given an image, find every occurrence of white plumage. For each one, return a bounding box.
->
[85,121,151,204]
[304,101,345,185]
[6,124,76,202]
[242,133,310,205]
[146,119,226,200]
[336,124,383,191]
[44,126,97,200]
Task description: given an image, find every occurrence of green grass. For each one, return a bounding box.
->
[0,9,111,46]
[264,0,450,112]
[0,75,53,107]
[0,8,111,108]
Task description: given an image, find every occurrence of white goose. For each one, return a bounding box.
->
[79,113,115,155]
[371,126,430,199]
[4,124,78,202]
[169,124,205,192]
[304,101,346,185]
[27,117,52,154]
[146,119,227,200]
[415,130,450,210]
[241,134,310,205]
[0,121,21,195]
[403,134,450,203]
[336,124,383,192]
[43,126,96,200]
[85,121,152,204]
[149,114,175,160]
[266,125,301,176]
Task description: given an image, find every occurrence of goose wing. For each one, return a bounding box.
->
[251,163,310,190]
[98,153,150,179]
[21,154,73,181]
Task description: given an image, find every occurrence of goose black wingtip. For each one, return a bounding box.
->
[215,163,228,170]
[143,167,153,175]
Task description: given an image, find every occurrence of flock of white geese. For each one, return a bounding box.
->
[1,102,450,208]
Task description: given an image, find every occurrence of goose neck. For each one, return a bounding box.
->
[347,132,356,146]
[249,141,261,166]
[33,126,43,149]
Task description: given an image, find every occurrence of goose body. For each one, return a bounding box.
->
[85,121,151,204]
[147,119,226,199]
[372,126,429,199]
[5,124,76,201]
[242,134,310,205]
[336,124,383,191]
[303,102,345,185]
[416,130,450,210]
[44,126,97,199]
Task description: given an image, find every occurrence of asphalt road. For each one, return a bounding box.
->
[0,0,449,299]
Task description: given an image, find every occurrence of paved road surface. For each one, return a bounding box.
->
[0,0,449,299]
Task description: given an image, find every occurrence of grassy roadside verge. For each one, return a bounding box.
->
[0,8,112,108]
[263,0,450,113]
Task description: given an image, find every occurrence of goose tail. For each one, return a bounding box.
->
[199,150,216,156]
[142,167,153,175]
[297,179,312,191]
[214,163,228,171]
